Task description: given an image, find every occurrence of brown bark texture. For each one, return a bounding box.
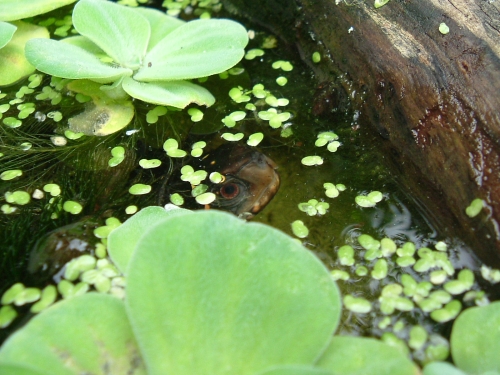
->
[224,0,500,265]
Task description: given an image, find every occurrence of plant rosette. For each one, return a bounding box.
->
[0,208,418,375]
[25,0,248,133]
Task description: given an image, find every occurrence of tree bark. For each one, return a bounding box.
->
[224,0,500,265]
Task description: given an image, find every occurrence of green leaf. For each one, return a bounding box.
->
[0,21,16,49]
[73,0,150,69]
[0,293,147,375]
[134,19,248,82]
[0,21,48,86]
[133,7,185,51]
[107,206,191,274]
[25,38,131,82]
[0,0,76,22]
[451,301,500,374]
[423,362,468,375]
[315,336,419,375]
[0,363,46,375]
[122,77,215,108]
[62,35,105,56]
[259,366,333,375]
[126,210,341,375]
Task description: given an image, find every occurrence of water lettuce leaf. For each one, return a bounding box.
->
[0,0,76,22]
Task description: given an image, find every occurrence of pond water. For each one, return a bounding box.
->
[0,0,498,361]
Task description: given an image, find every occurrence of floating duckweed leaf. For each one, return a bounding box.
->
[265,95,289,107]
[109,146,125,167]
[481,265,500,284]
[0,305,17,328]
[301,156,323,166]
[371,259,388,280]
[188,108,204,122]
[327,141,341,152]
[222,110,246,127]
[129,184,152,195]
[252,83,267,98]
[0,169,22,181]
[229,86,250,103]
[344,295,372,313]
[323,183,339,198]
[258,108,291,128]
[146,105,168,123]
[355,190,383,207]
[358,234,380,251]
[330,270,349,281]
[5,191,30,205]
[409,325,428,350]
[62,200,83,215]
[312,52,321,63]
[355,265,368,276]
[195,192,216,205]
[20,142,32,150]
[374,0,390,8]
[64,130,85,140]
[430,300,461,323]
[276,76,287,86]
[30,285,57,313]
[125,205,138,215]
[3,117,22,128]
[1,204,17,214]
[221,132,244,142]
[272,60,293,71]
[192,141,206,150]
[12,287,41,306]
[43,183,61,197]
[380,238,397,256]
[245,48,265,60]
[139,159,161,169]
[247,132,264,146]
[315,132,338,147]
[209,172,223,184]
[58,280,89,299]
[439,23,450,35]
[170,193,184,206]
[435,241,447,251]
[163,138,187,157]
[191,184,208,197]
[338,245,355,266]
[1,283,25,305]
[191,149,202,157]
[0,103,9,114]
[430,270,448,284]
[465,198,484,217]
[291,220,309,238]
[64,255,97,281]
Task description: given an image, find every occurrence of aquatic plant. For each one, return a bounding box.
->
[0,208,419,375]
[24,0,248,111]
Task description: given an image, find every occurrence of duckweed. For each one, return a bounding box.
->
[195,192,216,205]
[465,198,484,217]
[430,300,461,323]
[434,241,447,251]
[64,130,85,140]
[62,201,83,215]
[344,295,372,313]
[129,184,152,195]
[298,199,329,216]
[301,155,323,166]
[355,265,369,276]
[272,60,293,71]
[139,159,162,169]
[291,220,309,238]
[125,205,138,214]
[439,22,450,35]
[209,172,224,184]
[168,193,184,206]
[258,108,291,128]
[222,110,246,127]
[358,234,380,251]
[374,0,390,8]
[43,183,61,196]
[315,131,339,147]
[57,280,89,299]
[3,117,22,128]
[228,86,251,103]
[330,270,350,281]
[252,84,267,98]
[108,146,125,167]
[0,306,17,328]
[481,265,500,284]
[355,191,383,207]
[371,259,388,280]
[247,132,264,146]
[187,108,204,122]
[338,245,355,266]
[1,204,17,214]
[409,326,428,350]
[5,191,31,205]
[312,51,321,63]
[221,132,244,141]
[30,285,57,313]
[180,165,207,185]
[0,170,22,181]
[47,111,63,122]
[245,48,265,60]
[146,106,168,124]
[397,255,415,269]
[276,76,288,86]
[163,138,187,158]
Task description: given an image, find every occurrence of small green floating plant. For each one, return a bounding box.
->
[21,0,248,134]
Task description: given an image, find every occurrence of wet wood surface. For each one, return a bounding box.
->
[224,0,500,265]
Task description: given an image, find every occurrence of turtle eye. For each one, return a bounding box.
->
[220,182,240,199]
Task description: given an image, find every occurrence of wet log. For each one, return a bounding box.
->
[224,0,500,265]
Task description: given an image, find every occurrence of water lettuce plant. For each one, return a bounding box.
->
[0,208,419,375]
[25,0,248,110]
[0,0,77,22]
